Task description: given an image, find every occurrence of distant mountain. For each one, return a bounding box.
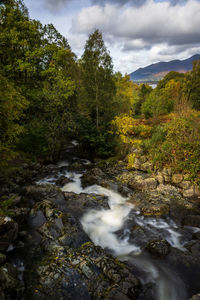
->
[129,54,200,82]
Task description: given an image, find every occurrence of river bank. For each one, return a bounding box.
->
[0,141,200,300]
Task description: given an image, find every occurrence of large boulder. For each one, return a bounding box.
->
[129,176,158,191]
[55,175,72,187]
[81,168,106,188]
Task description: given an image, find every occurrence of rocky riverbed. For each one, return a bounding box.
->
[1,141,200,299]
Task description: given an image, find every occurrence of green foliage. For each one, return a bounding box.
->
[143,112,200,185]
[156,71,185,90]
[133,84,152,116]
[141,79,182,118]
[0,195,15,216]
[127,153,136,169]
[113,72,135,115]
[111,114,152,161]
[80,29,116,132]
[76,29,117,155]
[184,60,200,110]
[0,74,29,164]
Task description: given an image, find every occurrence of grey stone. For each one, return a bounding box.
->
[179,181,191,190]
[172,174,183,184]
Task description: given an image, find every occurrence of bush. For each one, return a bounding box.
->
[144,112,200,185]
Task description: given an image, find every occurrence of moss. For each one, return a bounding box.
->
[80,241,93,249]
[114,258,126,269]
[0,195,15,216]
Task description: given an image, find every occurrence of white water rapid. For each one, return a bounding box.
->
[60,170,189,300]
[35,137,197,300]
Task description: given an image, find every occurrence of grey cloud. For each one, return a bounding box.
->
[44,0,200,11]
[44,0,70,10]
[92,0,147,7]
[45,0,147,11]
[158,43,200,56]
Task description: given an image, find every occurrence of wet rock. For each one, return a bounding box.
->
[23,184,65,204]
[81,168,106,188]
[70,161,84,171]
[190,294,200,300]
[193,231,200,240]
[64,192,109,216]
[182,215,200,228]
[28,209,46,229]
[0,217,18,252]
[58,231,89,248]
[138,283,156,300]
[140,204,169,217]
[146,239,171,257]
[128,193,169,217]
[117,184,132,197]
[55,175,72,187]
[25,238,140,300]
[167,245,200,297]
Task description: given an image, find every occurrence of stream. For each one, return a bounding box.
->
[35,141,200,300]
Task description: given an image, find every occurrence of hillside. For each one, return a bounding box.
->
[129,54,200,82]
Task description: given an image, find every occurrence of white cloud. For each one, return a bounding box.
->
[70,0,200,72]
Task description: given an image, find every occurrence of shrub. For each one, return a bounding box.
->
[144,112,200,185]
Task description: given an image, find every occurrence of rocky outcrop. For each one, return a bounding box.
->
[120,152,200,199]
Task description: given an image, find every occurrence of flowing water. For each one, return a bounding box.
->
[36,143,200,300]
[60,171,188,300]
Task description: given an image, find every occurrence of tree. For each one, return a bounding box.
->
[113,73,135,115]
[0,74,28,164]
[184,60,200,110]
[134,84,152,115]
[81,29,115,132]
[0,0,43,83]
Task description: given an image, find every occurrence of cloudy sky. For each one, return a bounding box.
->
[24,0,200,74]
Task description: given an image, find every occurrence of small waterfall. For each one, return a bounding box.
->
[60,170,188,300]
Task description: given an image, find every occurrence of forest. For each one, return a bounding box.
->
[0,0,200,186]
